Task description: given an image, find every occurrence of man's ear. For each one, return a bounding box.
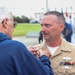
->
[60,24,65,30]
[2,18,8,28]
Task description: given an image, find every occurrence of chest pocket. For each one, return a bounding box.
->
[57,65,75,75]
[51,56,75,75]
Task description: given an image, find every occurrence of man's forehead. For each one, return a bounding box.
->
[41,15,57,22]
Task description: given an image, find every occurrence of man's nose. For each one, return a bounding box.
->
[41,26,46,32]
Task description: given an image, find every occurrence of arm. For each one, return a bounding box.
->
[40,55,54,75]
[27,46,54,75]
[17,44,54,75]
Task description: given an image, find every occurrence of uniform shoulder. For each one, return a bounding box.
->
[69,43,75,49]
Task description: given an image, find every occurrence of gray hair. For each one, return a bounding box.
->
[44,11,65,25]
[0,7,12,23]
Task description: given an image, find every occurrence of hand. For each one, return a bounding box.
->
[27,46,38,55]
[39,49,51,58]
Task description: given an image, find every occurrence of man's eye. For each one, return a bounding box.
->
[45,24,50,27]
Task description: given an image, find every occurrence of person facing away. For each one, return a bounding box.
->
[28,11,75,75]
[0,7,54,75]
[62,22,73,42]
[38,31,43,43]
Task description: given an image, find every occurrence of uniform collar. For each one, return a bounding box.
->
[52,38,71,58]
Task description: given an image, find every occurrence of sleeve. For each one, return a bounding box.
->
[40,55,54,75]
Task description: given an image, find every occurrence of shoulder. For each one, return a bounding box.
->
[9,40,30,58]
[69,43,75,48]
[61,38,75,49]
[8,40,26,47]
[64,40,75,49]
[6,40,27,53]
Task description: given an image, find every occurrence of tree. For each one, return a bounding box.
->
[14,15,30,23]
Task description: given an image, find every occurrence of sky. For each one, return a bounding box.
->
[0,0,75,18]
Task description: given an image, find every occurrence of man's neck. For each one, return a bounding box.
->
[46,38,62,47]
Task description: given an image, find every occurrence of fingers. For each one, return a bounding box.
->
[39,49,51,58]
[27,46,39,56]
[27,46,51,58]
[27,46,38,52]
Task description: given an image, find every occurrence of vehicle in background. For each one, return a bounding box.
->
[30,19,41,23]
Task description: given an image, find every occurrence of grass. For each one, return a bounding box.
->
[13,23,41,36]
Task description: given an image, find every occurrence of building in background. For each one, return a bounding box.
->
[34,7,75,25]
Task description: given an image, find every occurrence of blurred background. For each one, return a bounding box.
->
[0,0,75,24]
[0,0,75,46]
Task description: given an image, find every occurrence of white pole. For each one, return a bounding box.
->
[46,0,48,12]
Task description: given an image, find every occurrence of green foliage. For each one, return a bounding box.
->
[13,23,41,36]
[14,16,30,23]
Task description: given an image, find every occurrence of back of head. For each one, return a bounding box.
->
[0,7,12,23]
[44,11,65,25]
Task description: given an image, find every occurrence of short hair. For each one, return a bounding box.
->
[0,7,12,23]
[44,11,65,24]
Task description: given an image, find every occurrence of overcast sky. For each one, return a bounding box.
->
[0,0,75,18]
